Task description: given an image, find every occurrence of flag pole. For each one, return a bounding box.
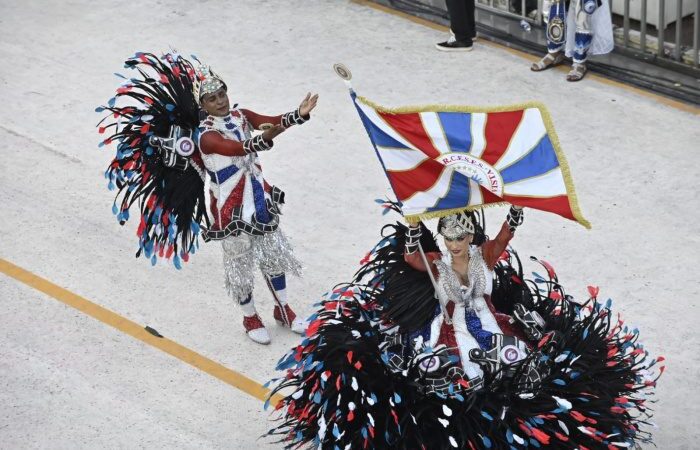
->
[334,63,451,324]
[416,240,452,325]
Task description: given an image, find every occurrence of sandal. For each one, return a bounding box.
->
[566,63,588,82]
[530,52,565,72]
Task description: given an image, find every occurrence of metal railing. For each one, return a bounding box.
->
[386,0,699,68]
[474,0,699,68]
[614,0,699,67]
[475,0,544,24]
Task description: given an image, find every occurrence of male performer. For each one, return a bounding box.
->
[195,66,318,344]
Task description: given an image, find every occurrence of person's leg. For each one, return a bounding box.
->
[532,0,566,70]
[255,229,305,334]
[437,0,474,51]
[446,0,471,42]
[264,273,305,334]
[567,0,594,81]
[465,0,476,40]
[222,234,271,344]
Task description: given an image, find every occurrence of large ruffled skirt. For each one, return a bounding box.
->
[266,223,662,449]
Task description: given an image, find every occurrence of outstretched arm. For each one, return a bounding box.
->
[199,128,278,156]
[242,93,318,130]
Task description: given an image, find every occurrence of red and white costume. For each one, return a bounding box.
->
[405,221,524,379]
[196,104,309,342]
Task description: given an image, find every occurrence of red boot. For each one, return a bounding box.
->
[273,304,306,335]
[242,314,271,344]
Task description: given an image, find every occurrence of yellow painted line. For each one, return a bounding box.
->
[352,0,700,115]
[0,258,284,407]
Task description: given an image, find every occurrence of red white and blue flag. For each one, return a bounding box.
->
[352,93,590,228]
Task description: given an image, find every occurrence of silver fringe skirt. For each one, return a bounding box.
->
[221,229,303,302]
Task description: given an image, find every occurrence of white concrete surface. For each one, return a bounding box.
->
[1,282,270,449]
[0,0,698,448]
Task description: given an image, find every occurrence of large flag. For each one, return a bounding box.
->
[352,93,590,228]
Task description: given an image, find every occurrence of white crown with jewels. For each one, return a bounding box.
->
[192,65,226,104]
[438,212,475,239]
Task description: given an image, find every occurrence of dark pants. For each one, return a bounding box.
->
[446,0,476,43]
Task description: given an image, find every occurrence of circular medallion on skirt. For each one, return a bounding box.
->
[500,344,523,364]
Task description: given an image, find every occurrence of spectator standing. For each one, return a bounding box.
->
[436,0,477,52]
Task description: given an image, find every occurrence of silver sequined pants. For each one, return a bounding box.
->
[221,229,303,303]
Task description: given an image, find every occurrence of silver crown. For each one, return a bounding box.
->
[192,65,226,104]
[438,212,475,239]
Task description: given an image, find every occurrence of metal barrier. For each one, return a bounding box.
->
[614,0,699,67]
[386,0,699,69]
[475,0,699,68]
[475,0,544,24]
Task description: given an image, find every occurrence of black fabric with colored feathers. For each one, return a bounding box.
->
[97,52,208,267]
[354,221,440,331]
[267,220,662,449]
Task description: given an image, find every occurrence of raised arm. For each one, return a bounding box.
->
[403,223,441,277]
[482,206,524,269]
[200,93,318,157]
[242,108,309,130]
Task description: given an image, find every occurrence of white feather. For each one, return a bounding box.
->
[443,404,453,417]
[557,420,569,435]
[552,395,572,411]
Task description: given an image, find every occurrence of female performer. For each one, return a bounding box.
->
[402,206,525,380]
[268,203,662,449]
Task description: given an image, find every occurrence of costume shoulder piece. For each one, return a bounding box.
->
[97,52,209,268]
[198,107,250,139]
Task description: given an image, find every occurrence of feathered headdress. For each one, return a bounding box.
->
[96,52,210,268]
